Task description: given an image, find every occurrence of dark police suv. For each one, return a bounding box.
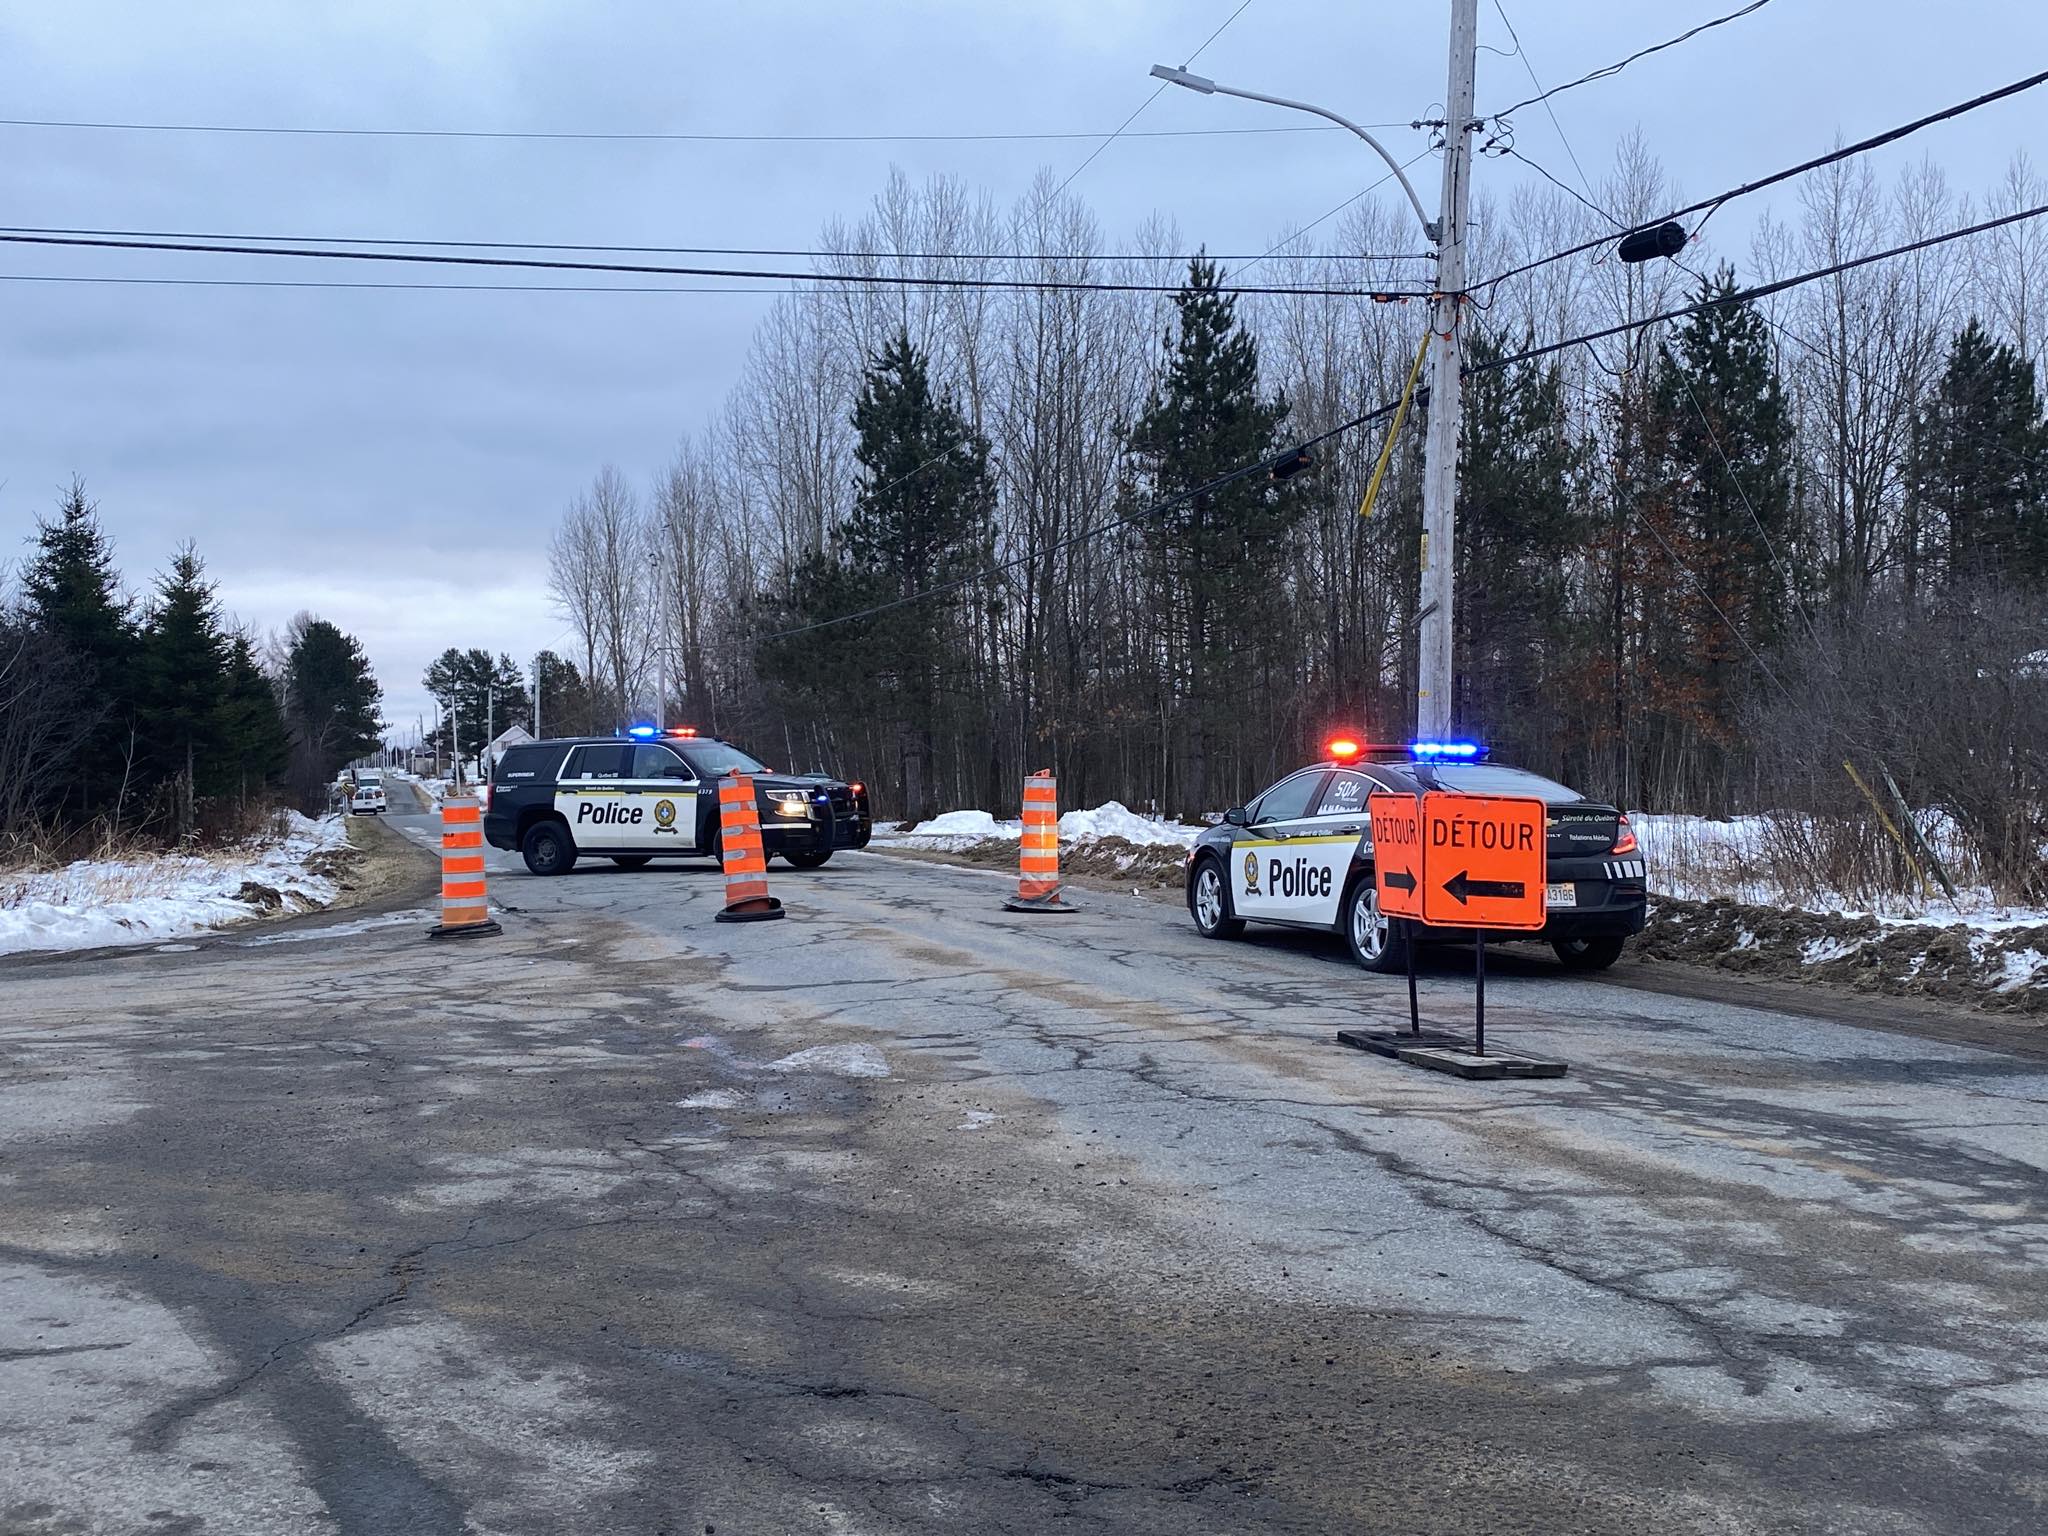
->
[484,728,872,876]
[1183,740,1647,973]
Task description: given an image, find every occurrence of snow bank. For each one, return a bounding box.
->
[0,814,352,956]
[878,800,1202,853]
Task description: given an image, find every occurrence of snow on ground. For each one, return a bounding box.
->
[1631,812,2048,929]
[0,814,352,956]
[875,801,1203,854]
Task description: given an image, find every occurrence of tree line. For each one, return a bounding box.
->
[538,148,2046,894]
[1,480,385,853]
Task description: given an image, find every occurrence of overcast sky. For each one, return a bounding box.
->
[2,0,2041,733]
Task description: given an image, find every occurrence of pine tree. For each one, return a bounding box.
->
[217,632,289,808]
[19,477,137,821]
[138,544,230,835]
[1125,255,1292,814]
[1911,318,2048,593]
[424,648,531,760]
[532,650,597,737]
[284,617,383,807]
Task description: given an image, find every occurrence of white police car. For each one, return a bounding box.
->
[349,772,388,814]
[1184,738,1647,972]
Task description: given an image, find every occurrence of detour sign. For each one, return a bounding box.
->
[1368,793,1425,920]
[1420,791,1547,930]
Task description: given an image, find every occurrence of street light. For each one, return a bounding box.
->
[1148,65,1436,240]
[1150,9,1480,740]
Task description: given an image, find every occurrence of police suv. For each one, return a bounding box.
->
[483,728,872,876]
[1184,740,1647,972]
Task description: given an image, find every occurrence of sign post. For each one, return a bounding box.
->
[1339,787,1565,1079]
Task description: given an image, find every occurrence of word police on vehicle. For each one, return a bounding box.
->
[1185,737,1647,974]
[483,726,871,877]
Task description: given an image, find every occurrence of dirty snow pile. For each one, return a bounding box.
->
[0,813,352,956]
[877,801,1203,853]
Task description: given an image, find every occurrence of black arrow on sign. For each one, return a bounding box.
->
[1441,870,1525,905]
[1382,868,1416,894]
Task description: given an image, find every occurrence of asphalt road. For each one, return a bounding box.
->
[3,807,2046,1535]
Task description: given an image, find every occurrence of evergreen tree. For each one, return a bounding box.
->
[532,650,597,738]
[1124,255,1292,814]
[1456,330,1593,760]
[217,631,289,805]
[284,616,383,807]
[1911,318,2048,593]
[137,544,230,834]
[423,648,530,760]
[19,477,137,821]
[761,330,994,818]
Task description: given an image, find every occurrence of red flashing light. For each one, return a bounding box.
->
[1612,813,1638,855]
[664,725,699,738]
[1325,736,1363,762]
[850,781,865,794]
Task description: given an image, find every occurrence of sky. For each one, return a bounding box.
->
[2,0,2042,732]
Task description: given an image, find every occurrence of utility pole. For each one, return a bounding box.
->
[1416,0,1479,741]
[532,652,543,738]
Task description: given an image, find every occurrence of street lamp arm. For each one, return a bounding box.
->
[1149,65,1437,242]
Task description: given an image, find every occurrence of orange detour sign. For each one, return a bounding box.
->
[1367,792,1424,920]
[1419,791,1546,930]
[427,793,501,939]
[715,771,784,922]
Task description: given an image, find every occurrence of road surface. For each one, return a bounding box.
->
[3,806,2045,1534]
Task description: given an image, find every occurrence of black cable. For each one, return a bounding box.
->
[0,231,1433,300]
[1503,147,1622,228]
[1489,0,1604,213]
[0,222,1435,265]
[1483,1,1772,120]
[0,273,809,294]
[1470,69,2048,294]
[763,396,1402,640]
[0,117,1405,144]
[1472,203,2048,375]
[1241,151,1437,275]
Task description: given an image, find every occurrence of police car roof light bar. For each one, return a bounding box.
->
[1409,739,1486,760]
[624,723,659,739]
[1324,736,1364,762]
[664,725,699,737]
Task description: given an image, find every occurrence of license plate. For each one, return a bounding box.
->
[1545,882,1577,908]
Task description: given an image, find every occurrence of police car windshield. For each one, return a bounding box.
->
[678,740,767,777]
[1429,763,1583,804]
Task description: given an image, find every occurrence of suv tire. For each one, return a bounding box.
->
[1344,877,1409,974]
[1552,935,1625,971]
[521,819,576,877]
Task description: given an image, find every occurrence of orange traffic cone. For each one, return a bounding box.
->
[715,770,785,922]
[1003,770,1075,913]
[427,792,501,938]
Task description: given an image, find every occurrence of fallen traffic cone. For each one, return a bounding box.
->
[715,770,785,923]
[427,791,502,939]
[1003,769,1075,913]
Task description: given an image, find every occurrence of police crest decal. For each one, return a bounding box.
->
[654,798,678,830]
[1242,850,1259,897]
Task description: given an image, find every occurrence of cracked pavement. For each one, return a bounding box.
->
[3,816,2046,1534]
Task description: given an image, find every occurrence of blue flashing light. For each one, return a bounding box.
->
[625,723,659,739]
[1410,739,1484,760]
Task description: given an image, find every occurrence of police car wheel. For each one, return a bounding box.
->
[1189,857,1244,939]
[1345,878,1408,974]
[1552,935,1625,971]
[521,820,576,877]
[782,849,832,869]
[611,855,653,870]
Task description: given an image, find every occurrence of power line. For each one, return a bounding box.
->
[1482,1,1773,121]
[0,115,1403,145]
[766,394,1402,640]
[1470,69,2048,294]
[0,222,1433,265]
[1487,0,1604,211]
[0,231,1434,300]
[1473,202,2048,376]
[1048,0,1258,204]
[0,273,809,294]
[1241,151,1438,275]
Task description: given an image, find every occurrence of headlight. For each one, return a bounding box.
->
[766,790,809,818]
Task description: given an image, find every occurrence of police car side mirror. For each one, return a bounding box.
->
[1223,806,1249,827]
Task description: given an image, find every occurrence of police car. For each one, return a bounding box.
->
[482,727,872,876]
[1184,739,1647,972]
